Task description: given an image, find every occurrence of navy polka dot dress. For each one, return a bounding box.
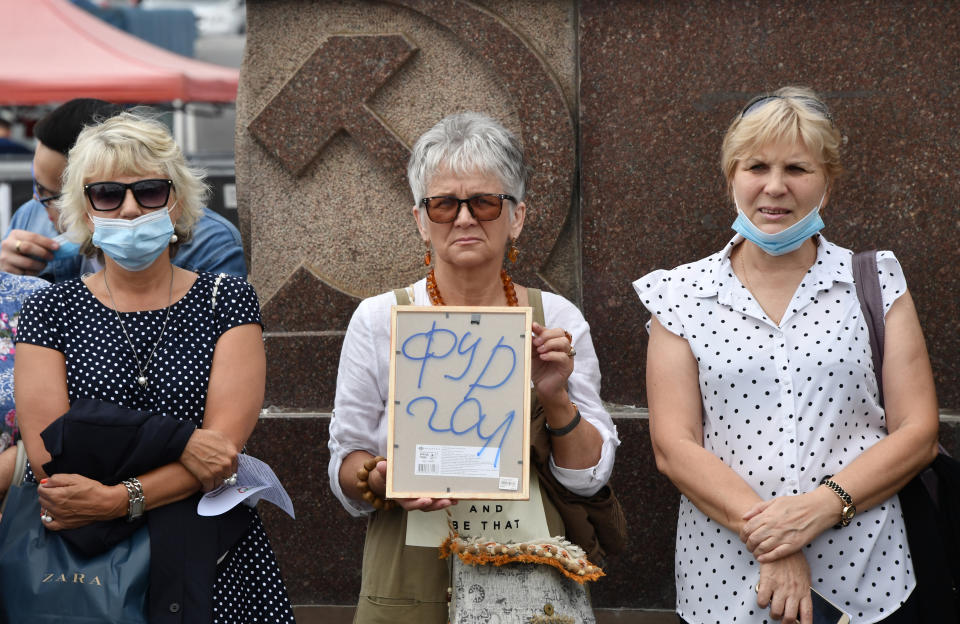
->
[16,272,295,624]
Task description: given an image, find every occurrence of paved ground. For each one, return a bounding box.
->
[292,606,679,623]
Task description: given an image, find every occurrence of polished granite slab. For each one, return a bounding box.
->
[579,1,960,408]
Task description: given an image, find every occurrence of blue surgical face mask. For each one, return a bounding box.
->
[51,234,81,262]
[731,193,826,256]
[90,205,175,271]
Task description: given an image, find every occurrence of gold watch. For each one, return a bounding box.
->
[820,476,856,527]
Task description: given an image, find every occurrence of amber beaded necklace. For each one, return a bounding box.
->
[426,268,518,306]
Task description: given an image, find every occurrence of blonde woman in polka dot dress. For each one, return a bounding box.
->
[13,112,294,623]
[634,87,938,624]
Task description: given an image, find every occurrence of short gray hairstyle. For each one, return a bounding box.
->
[58,111,208,257]
[407,112,529,212]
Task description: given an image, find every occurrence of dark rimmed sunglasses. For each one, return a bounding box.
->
[421,193,516,224]
[83,179,173,212]
[739,93,834,124]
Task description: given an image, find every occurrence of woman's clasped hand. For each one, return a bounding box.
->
[37,473,123,531]
[177,428,241,493]
[739,489,840,562]
[756,551,813,624]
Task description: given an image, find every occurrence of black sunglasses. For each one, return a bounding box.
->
[84,179,173,212]
[739,93,834,124]
[421,193,516,224]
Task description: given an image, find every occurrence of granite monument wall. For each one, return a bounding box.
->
[236,0,959,614]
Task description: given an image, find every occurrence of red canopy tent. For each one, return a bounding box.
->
[0,0,239,105]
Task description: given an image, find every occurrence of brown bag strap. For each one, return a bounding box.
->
[0,441,27,516]
[527,288,545,326]
[393,287,412,306]
[851,250,885,406]
[525,287,626,562]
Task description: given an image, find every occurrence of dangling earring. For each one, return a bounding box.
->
[424,240,432,266]
[507,238,518,263]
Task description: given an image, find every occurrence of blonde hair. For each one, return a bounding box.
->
[58,111,208,256]
[720,86,842,192]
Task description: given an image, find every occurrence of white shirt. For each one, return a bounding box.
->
[328,278,620,517]
[633,235,914,624]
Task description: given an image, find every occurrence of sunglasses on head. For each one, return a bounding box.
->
[84,179,173,212]
[421,193,516,224]
[739,93,834,124]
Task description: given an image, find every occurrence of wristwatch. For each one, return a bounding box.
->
[820,475,856,527]
[122,478,145,522]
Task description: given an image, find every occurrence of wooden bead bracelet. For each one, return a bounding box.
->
[356,455,396,511]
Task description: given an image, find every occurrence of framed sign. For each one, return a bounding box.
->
[387,305,531,500]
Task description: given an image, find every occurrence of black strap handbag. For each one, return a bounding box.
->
[853,250,960,622]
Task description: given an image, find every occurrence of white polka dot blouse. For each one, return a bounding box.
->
[633,235,913,624]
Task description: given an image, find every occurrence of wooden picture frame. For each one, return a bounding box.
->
[387,305,531,500]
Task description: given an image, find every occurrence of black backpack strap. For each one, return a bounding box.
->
[527,288,545,326]
[852,250,885,406]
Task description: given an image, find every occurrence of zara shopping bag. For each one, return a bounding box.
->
[0,482,149,624]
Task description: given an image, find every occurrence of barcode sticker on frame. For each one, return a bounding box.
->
[415,446,440,475]
[414,444,500,479]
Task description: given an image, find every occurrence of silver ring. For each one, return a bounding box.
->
[14,239,22,254]
[224,473,238,487]
[41,512,53,523]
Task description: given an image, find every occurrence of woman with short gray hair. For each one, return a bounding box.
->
[329,111,620,622]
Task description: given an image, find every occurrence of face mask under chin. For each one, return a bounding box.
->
[730,194,826,256]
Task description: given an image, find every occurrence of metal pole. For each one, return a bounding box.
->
[0,183,11,236]
[172,99,185,148]
[185,102,198,155]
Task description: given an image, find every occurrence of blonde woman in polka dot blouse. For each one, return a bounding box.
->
[634,87,938,624]
[13,112,294,623]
